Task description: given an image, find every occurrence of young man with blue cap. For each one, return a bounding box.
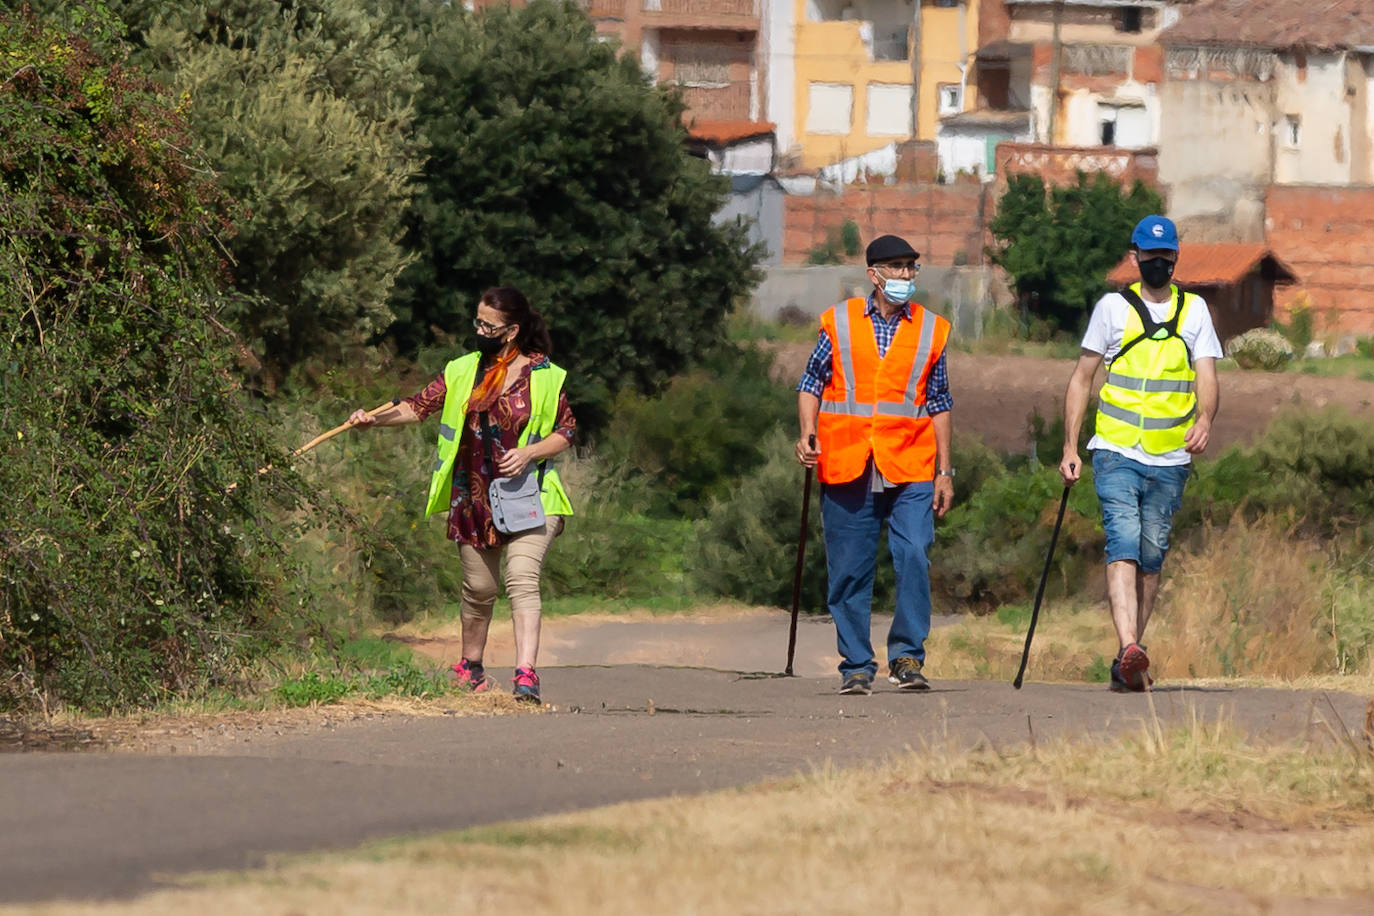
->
[1058,215,1221,691]
[794,234,955,695]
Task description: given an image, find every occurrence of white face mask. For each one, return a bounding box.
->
[881,278,915,304]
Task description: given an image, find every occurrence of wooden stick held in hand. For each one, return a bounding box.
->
[226,398,400,492]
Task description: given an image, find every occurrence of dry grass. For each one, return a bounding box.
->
[21,710,1374,915]
[1155,516,1373,680]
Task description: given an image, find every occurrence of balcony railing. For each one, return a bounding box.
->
[644,0,758,18]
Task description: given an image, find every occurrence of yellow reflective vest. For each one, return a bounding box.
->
[424,353,574,519]
[1094,284,1199,454]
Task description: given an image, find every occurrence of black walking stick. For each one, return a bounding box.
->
[1012,470,1074,689]
[785,435,817,676]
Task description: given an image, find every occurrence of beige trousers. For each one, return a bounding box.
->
[458,516,563,670]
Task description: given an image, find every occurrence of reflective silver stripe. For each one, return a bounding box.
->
[1099,401,1196,429]
[432,458,446,472]
[897,312,939,406]
[875,401,931,419]
[833,302,857,399]
[439,423,457,441]
[1106,372,1194,394]
[820,401,874,417]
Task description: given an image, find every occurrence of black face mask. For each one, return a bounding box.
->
[1138,257,1175,290]
[473,334,507,356]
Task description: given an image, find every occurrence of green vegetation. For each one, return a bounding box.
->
[988,172,1162,333]
[0,7,303,711]
[391,0,762,430]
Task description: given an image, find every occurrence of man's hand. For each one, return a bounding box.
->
[1184,417,1211,454]
[795,436,820,468]
[348,408,377,428]
[934,475,954,518]
[1059,451,1081,486]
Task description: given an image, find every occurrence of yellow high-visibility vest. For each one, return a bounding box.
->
[424,353,574,519]
[1094,283,1199,454]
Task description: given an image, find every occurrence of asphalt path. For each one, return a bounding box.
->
[1,661,1368,905]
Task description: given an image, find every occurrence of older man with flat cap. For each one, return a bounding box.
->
[795,234,955,695]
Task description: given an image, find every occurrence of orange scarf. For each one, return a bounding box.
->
[467,345,519,413]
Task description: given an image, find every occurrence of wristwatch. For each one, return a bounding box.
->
[936,468,956,477]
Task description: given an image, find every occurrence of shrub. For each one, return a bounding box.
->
[596,344,794,518]
[0,8,304,712]
[1226,328,1294,370]
[933,467,1102,610]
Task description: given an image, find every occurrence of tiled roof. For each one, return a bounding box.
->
[1106,242,1299,287]
[685,120,776,145]
[1160,0,1374,51]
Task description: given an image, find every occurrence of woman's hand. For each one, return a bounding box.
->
[496,445,533,478]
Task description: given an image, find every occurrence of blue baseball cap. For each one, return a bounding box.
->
[1131,215,1179,251]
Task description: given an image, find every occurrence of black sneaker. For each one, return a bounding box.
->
[1109,657,1131,692]
[888,656,930,690]
[839,671,873,695]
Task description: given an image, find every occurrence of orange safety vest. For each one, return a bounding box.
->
[817,297,950,485]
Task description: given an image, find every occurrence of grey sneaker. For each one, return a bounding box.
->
[839,671,873,695]
[888,656,930,690]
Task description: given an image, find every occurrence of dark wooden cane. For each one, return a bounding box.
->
[1012,477,1073,689]
[785,435,817,676]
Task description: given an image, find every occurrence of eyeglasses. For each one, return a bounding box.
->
[473,318,512,336]
[874,261,920,276]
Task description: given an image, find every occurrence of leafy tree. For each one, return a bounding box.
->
[41,0,428,384]
[0,7,303,711]
[988,172,1162,331]
[392,0,763,429]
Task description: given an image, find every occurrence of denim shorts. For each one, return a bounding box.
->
[1092,449,1190,574]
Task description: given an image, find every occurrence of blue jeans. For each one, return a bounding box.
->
[820,476,935,678]
[1092,449,1190,574]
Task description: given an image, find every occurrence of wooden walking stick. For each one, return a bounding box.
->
[226,398,399,492]
[785,434,817,676]
[1012,471,1073,690]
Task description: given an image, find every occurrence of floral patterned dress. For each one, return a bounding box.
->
[406,354,576,548]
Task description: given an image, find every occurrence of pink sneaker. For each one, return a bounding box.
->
[512,666,541,704]
[451,658,490,692]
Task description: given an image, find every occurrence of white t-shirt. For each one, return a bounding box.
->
[1080,287,1223,466]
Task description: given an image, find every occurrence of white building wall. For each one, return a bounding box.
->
[1158,76,1276,240]
[765,0,797,153]
[1273,52,1353,185]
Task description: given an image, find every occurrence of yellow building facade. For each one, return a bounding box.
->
[789,0,978,170]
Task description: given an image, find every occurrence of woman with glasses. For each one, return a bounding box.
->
[348,286,575,704]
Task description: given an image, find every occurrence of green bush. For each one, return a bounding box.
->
[597,344,794,518]
[932,467,1102,610]
[0,8,305,712]
[690,429,854,610]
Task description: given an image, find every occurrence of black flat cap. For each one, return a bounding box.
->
[865,234,920,265]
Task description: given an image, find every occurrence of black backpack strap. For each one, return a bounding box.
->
[1113,287,1156,363]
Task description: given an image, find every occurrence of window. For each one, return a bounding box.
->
[1284,114,1301,147]
[867,83,913,136]
[806,82,855,135]
[937,83,963,115]
[1118,7,1142,33]
[1100,118,1116,146]
[932,0,959,7]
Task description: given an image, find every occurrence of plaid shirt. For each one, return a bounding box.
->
[796,295,953,414]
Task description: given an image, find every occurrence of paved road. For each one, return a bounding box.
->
[1,664,1367,905]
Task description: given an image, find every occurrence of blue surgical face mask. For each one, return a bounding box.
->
[882,278,915,304]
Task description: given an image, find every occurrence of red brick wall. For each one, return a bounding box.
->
[782,184,991,266]
[994,142,1160,194]
[1266,186,1374,335]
